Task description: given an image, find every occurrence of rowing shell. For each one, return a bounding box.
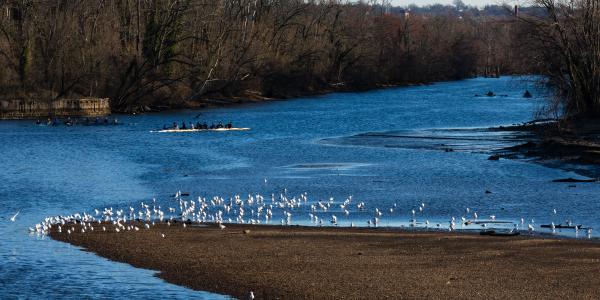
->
[152,127,250,133]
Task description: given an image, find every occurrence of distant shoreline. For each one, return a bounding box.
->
[50,222,600,299]
[118,80,435,114]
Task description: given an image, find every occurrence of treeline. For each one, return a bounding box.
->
[389,1,545,18]
[0,0,524,112]
[516,0,600,120]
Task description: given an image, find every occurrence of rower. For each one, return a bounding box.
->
[172,122,179,129]
[226,122,232,129]
[181,121,187,129]
[189,122,195,129]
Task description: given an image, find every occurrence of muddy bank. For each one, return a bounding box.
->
[490,119,600,178]
[50,222,600,299]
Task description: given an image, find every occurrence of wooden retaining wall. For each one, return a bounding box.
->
[0,98,110,120]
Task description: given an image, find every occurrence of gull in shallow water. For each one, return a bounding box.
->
[10,211,19,222]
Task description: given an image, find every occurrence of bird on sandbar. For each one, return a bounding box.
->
[331,215,337,225]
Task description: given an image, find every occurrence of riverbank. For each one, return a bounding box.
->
[119,81,433,114]
[492,119,600,178]
[50,222,600,299]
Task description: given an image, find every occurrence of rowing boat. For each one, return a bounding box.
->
[153,127,250,133]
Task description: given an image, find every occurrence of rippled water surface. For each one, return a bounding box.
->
[1,76,598,298]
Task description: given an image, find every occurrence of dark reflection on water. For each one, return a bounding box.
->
[1,76,598,298]
[322,128,535,153]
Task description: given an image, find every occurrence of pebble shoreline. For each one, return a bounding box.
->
[50,222,600,299]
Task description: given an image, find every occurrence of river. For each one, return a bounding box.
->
[1,76,598,298]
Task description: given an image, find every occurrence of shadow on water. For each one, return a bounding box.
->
[321,128,536,153]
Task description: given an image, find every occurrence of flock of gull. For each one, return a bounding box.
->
[23,188,593,239]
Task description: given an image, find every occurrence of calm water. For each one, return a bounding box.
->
[1,76,598,298]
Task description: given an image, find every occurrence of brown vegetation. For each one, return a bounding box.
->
[518,0,600,120]
[0,1,524,113]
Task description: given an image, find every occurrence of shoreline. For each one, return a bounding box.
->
[0,81,434,118]
[491,119,600,178]
[50,222,600,299]
[120,81,435,114]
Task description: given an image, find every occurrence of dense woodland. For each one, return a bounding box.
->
[0,1,558,113]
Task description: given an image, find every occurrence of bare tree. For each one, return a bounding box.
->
[519,0,600,119]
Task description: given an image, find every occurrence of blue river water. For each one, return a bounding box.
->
[1,76,598,298]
